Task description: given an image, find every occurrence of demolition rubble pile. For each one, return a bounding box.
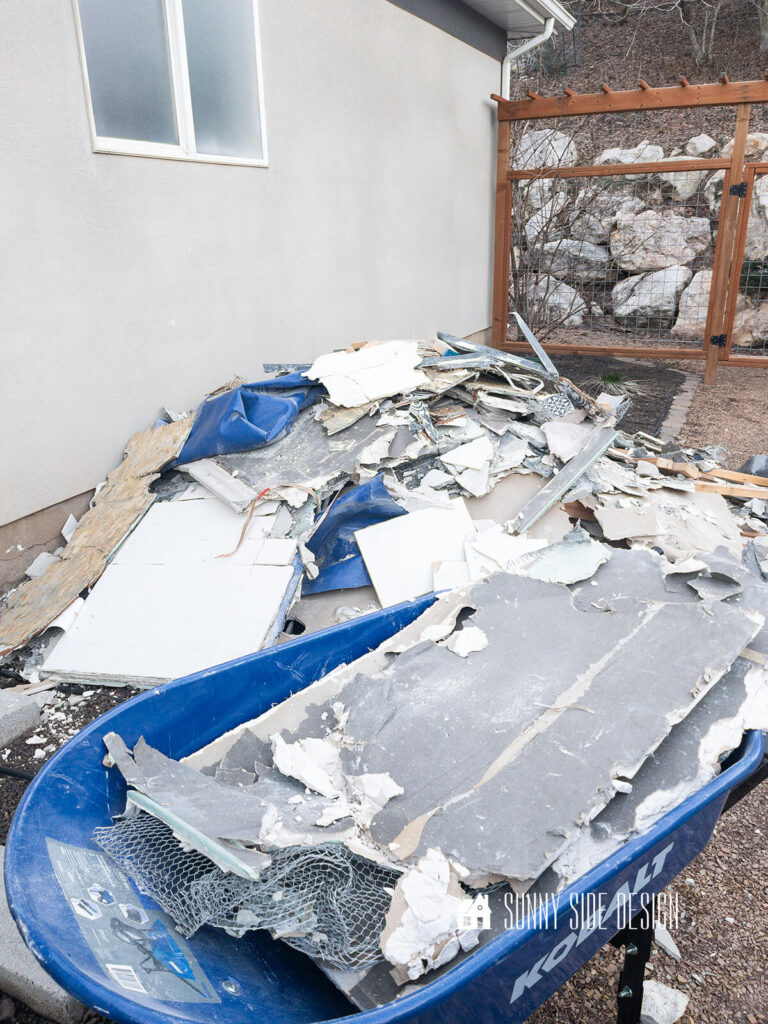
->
[3,331,768,1008]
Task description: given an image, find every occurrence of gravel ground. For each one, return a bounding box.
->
[674,363,768,470]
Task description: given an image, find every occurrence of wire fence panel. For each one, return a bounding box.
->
[491,81,768,375]
[507,162,723,355]
[726,166,768,358]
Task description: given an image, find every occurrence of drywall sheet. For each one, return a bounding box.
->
[354,500,476,606]
[340,575,760,889]
[41,494,295,684]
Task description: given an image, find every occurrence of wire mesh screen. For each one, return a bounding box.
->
[730,169,768,356]
[93,812,400,971]
[508,165,720,351]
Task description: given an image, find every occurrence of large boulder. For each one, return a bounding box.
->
[612,266,692,327]
[569,188,643,245]
[744,174,768,260]
[672,270,712,337]
[659,157,709,201]
[514,129,578,170]
[610,208,711,271]
[526,274,588,326]
[524,193,568,243]
[732,301,768,348]
[685,133,717,157]
[704,169,725,217]
[720,132,768,160]
[595,140,664,168]
[513,130,578,212]
[540,239,611,282]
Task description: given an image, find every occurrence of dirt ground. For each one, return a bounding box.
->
[675,363,768,470]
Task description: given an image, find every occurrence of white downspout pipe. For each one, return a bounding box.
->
[502,17,555,100]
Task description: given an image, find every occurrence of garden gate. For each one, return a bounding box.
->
[491,77,768,383]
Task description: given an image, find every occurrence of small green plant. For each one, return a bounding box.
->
[582,371,649,398]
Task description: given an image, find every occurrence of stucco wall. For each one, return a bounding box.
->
[0,0,500,526]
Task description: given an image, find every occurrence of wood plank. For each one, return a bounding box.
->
[705,104,752,384]
[495,79,768,121]
[649,457,768,489]
[500,343,706,359]
[692,480,768,500]
[508,158,730,180]
[722,164,756,361]
[491,118,512,350]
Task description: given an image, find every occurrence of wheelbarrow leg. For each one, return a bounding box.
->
[610,896,655,1024]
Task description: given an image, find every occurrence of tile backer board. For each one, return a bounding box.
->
[41,496,296,684]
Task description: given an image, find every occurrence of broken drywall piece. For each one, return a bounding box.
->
[640,980,689,1024]
[525,529,611,586]
[380,849,480,984]
[440,435,495,472]
[305,341,429,408]
[542,420,601,463]
[443,626,488,657]
[24,551,60,579]
[271,734,344,799]
[183,458,259,514]
[61,514,78,543]
[355,500,476,607]
[654,924,681,961]
[594,502,661,541]
[465,526,546,579]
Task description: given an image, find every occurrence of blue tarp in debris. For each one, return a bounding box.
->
[173,374,324,467]
[303,475,406,595]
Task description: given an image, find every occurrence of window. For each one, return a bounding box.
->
[73,0,268,166]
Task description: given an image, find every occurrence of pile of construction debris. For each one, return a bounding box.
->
[3,327,768,1009]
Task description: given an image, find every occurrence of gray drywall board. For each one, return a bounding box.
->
[104,735,350,876]
[216,405,386,498]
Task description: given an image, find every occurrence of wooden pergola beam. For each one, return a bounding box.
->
[493,79,768,120]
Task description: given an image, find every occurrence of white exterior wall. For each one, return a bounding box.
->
[0,0,500,525]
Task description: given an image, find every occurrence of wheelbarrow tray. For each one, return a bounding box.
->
[5,596,765,1024]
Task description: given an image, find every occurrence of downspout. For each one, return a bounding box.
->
[501,17,555,100]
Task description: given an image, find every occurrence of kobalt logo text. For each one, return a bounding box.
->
[509,842,674,1005]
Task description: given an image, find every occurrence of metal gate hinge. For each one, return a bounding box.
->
[730,182,748,198]
[710,334,727,348]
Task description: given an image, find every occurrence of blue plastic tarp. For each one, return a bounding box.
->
[173,374,324,467]
[303,475,406,595]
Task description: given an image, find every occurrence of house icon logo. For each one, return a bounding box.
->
[457,893,492,932]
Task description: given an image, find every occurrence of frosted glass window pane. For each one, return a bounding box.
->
[78,0,178,144]
[182,0,264,159]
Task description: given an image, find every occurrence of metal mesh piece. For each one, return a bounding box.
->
[92,813,399,970]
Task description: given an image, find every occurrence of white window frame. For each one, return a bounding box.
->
[71,0,269,167]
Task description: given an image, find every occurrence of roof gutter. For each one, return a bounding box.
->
[501,17,555,99]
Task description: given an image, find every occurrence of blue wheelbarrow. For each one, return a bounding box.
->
[5,596,766,1024]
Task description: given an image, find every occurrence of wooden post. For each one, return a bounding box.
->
[491,118,512,349]
[721,164,757,361]
[704,103,752,385]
